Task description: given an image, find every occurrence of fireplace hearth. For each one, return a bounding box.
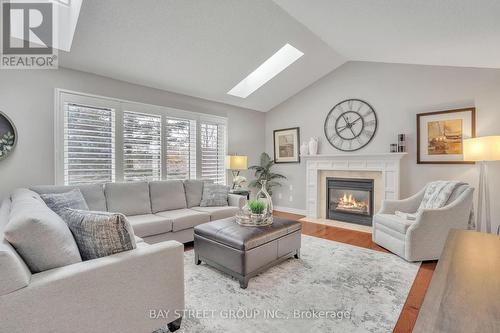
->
[327,177,374,226]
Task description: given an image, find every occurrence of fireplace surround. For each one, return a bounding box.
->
[303,153,407,220]
[327,177,374,226]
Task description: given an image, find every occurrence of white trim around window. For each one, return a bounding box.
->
[54,89,228,185]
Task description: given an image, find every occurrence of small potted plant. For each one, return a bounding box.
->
[248,200,267,224]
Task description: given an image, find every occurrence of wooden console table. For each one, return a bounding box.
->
[413,229,500,332]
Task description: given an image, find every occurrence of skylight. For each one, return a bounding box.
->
[227,43,304,98]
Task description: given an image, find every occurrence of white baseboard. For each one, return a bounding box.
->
[274,206,307,216]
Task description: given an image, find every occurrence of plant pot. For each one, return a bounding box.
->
[250,213,265,224]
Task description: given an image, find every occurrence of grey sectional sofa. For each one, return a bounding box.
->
[31,179,246,244]
[0,179,245,333]
[0,189,185,333]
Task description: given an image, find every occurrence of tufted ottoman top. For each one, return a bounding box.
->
[194,217,301,251]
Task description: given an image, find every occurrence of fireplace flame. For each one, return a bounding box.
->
[338,192,368,211]
[342,193,355,205]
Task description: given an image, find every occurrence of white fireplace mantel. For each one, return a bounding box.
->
[304,153,407,218]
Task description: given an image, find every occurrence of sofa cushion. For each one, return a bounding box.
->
[183,180,204,208]
[191,206,239,221]
[200,184,229,207]
[0,198,31,296]
[373,213,415,234]
[62,209,137,261]
[149,180,187,213]
[156,208,210,232]
[4,189,82,273]
[126,214,173,237]
[105,182,151,216]
[40,189,89,217]
[31,184,107,212]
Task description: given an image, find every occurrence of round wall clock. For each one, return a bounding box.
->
[324,99,378,152]
[0,111,17,160]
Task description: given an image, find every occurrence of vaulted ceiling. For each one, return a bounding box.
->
[59,0,500,112]
[59,0,344,112]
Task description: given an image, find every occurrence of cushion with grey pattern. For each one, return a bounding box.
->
[62,209,137,261]
[40,189,89,217]
[5,189,82,273]
[200,184,229,207]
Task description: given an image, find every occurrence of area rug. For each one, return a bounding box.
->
[178,235,420,333]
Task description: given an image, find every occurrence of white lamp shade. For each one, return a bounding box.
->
[226,155,248,170]
[463,136,500,161]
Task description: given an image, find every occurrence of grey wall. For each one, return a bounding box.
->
[265,61,500,231]
[0,67,265,200]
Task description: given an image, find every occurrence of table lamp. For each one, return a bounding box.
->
[463,136,500,234]
[226,155,248,189]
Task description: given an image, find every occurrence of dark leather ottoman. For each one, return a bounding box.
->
[194,217,301,289]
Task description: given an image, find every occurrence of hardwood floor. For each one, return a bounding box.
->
[273,210,437,333]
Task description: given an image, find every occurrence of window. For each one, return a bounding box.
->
[123,111,162,182]
[165,118,196,180]
[63,103,115,185]
[200,122,226,184]
[56,90,227,185]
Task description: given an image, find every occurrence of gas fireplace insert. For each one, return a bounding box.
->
[327,177,374,226]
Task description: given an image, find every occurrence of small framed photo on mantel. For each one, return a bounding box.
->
[273,127,300,164]
[416,107,476,164]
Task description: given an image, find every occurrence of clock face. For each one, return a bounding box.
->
[324,99,378,152]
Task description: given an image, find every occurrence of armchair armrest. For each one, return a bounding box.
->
[0,241,185,333]
[378,188,426,215]
[228,193,246,208]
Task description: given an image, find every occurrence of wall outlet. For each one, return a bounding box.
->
[278,192,282,199]
[289,195,293,202]
[289,184,293,191]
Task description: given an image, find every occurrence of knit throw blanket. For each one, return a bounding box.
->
[396,181,467,221]
[418,180,466,210]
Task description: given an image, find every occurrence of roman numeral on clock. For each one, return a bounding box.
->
[365,119,376,127]
[362,130,374,138]
[347,100,353,111]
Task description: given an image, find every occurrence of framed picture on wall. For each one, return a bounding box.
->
[417,107,476,164]
[273,127,300,163]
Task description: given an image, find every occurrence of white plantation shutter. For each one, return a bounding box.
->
[123,111,162,181]
[200,122,226,184]
[165,118,197,180]
[57,91,228,186]
[64,103,115,185]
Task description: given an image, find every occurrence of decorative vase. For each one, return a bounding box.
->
[235,180,273,226]
[300,142,309,156]
[256,180,273,216]
[308,137,319,155]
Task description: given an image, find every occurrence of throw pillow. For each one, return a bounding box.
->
[4,189,82,273]
[40,189,89,217]
[62,209,137,261]
[183,179,204,208]
[200,184,229,207]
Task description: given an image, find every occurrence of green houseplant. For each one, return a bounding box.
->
[248,200,266,215]
[248,152,287,196]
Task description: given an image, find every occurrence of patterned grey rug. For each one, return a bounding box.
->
[179,235,420,333]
